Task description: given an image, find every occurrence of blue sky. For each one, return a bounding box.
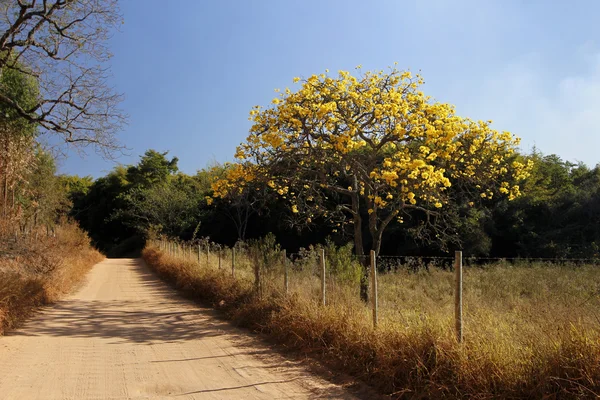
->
[55,0,600,177]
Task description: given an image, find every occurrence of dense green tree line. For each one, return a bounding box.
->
[68,148,600,259]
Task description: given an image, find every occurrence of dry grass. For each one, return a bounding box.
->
[0,222,103,334]
[143,244,600,399]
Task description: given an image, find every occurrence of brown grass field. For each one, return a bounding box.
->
[0,222,103,334]
[144,242,600,399]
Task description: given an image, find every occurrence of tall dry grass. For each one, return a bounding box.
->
[0,222,103,334]
[143,241,600,399]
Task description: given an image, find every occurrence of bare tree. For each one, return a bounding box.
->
[0,0,126,154]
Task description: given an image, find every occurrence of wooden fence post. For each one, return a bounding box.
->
[283,249,288,295]
[197,245,201,264]
[206,245,210,268]
[232,247,236,278]
[455,250,463,343]
[218,248,222,270]
[370,250,378,328]
[320,249,326,306]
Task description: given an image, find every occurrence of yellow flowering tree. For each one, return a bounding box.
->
[219,67,532,300]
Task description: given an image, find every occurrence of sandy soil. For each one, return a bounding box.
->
[0,258,363,400]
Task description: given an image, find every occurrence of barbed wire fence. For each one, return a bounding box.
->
[149,237,600,342]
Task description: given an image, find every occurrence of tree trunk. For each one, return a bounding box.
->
[3,174,7,217]
[351,185,369,302]
[354,214,370,302]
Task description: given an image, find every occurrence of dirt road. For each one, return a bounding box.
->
[0,259,361,399]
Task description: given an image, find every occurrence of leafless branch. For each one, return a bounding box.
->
[0,0,126,156]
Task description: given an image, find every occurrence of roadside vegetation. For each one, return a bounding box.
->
[0,222,103,334]
[143,240,600,398]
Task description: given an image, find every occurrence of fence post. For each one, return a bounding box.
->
[320,249,326,306]
[198,245,201,264]
[370,250,378,328]
[283,249,288,295]
[455,250,463,343]
[206,245,210,268]
[232,247,236,278]
[218,248,222,270]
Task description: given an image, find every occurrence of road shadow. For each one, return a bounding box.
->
[6,300,236,344]
[5,258,245,345]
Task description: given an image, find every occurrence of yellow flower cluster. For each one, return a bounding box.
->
[216,67,532,218]
[210,163,257,199]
